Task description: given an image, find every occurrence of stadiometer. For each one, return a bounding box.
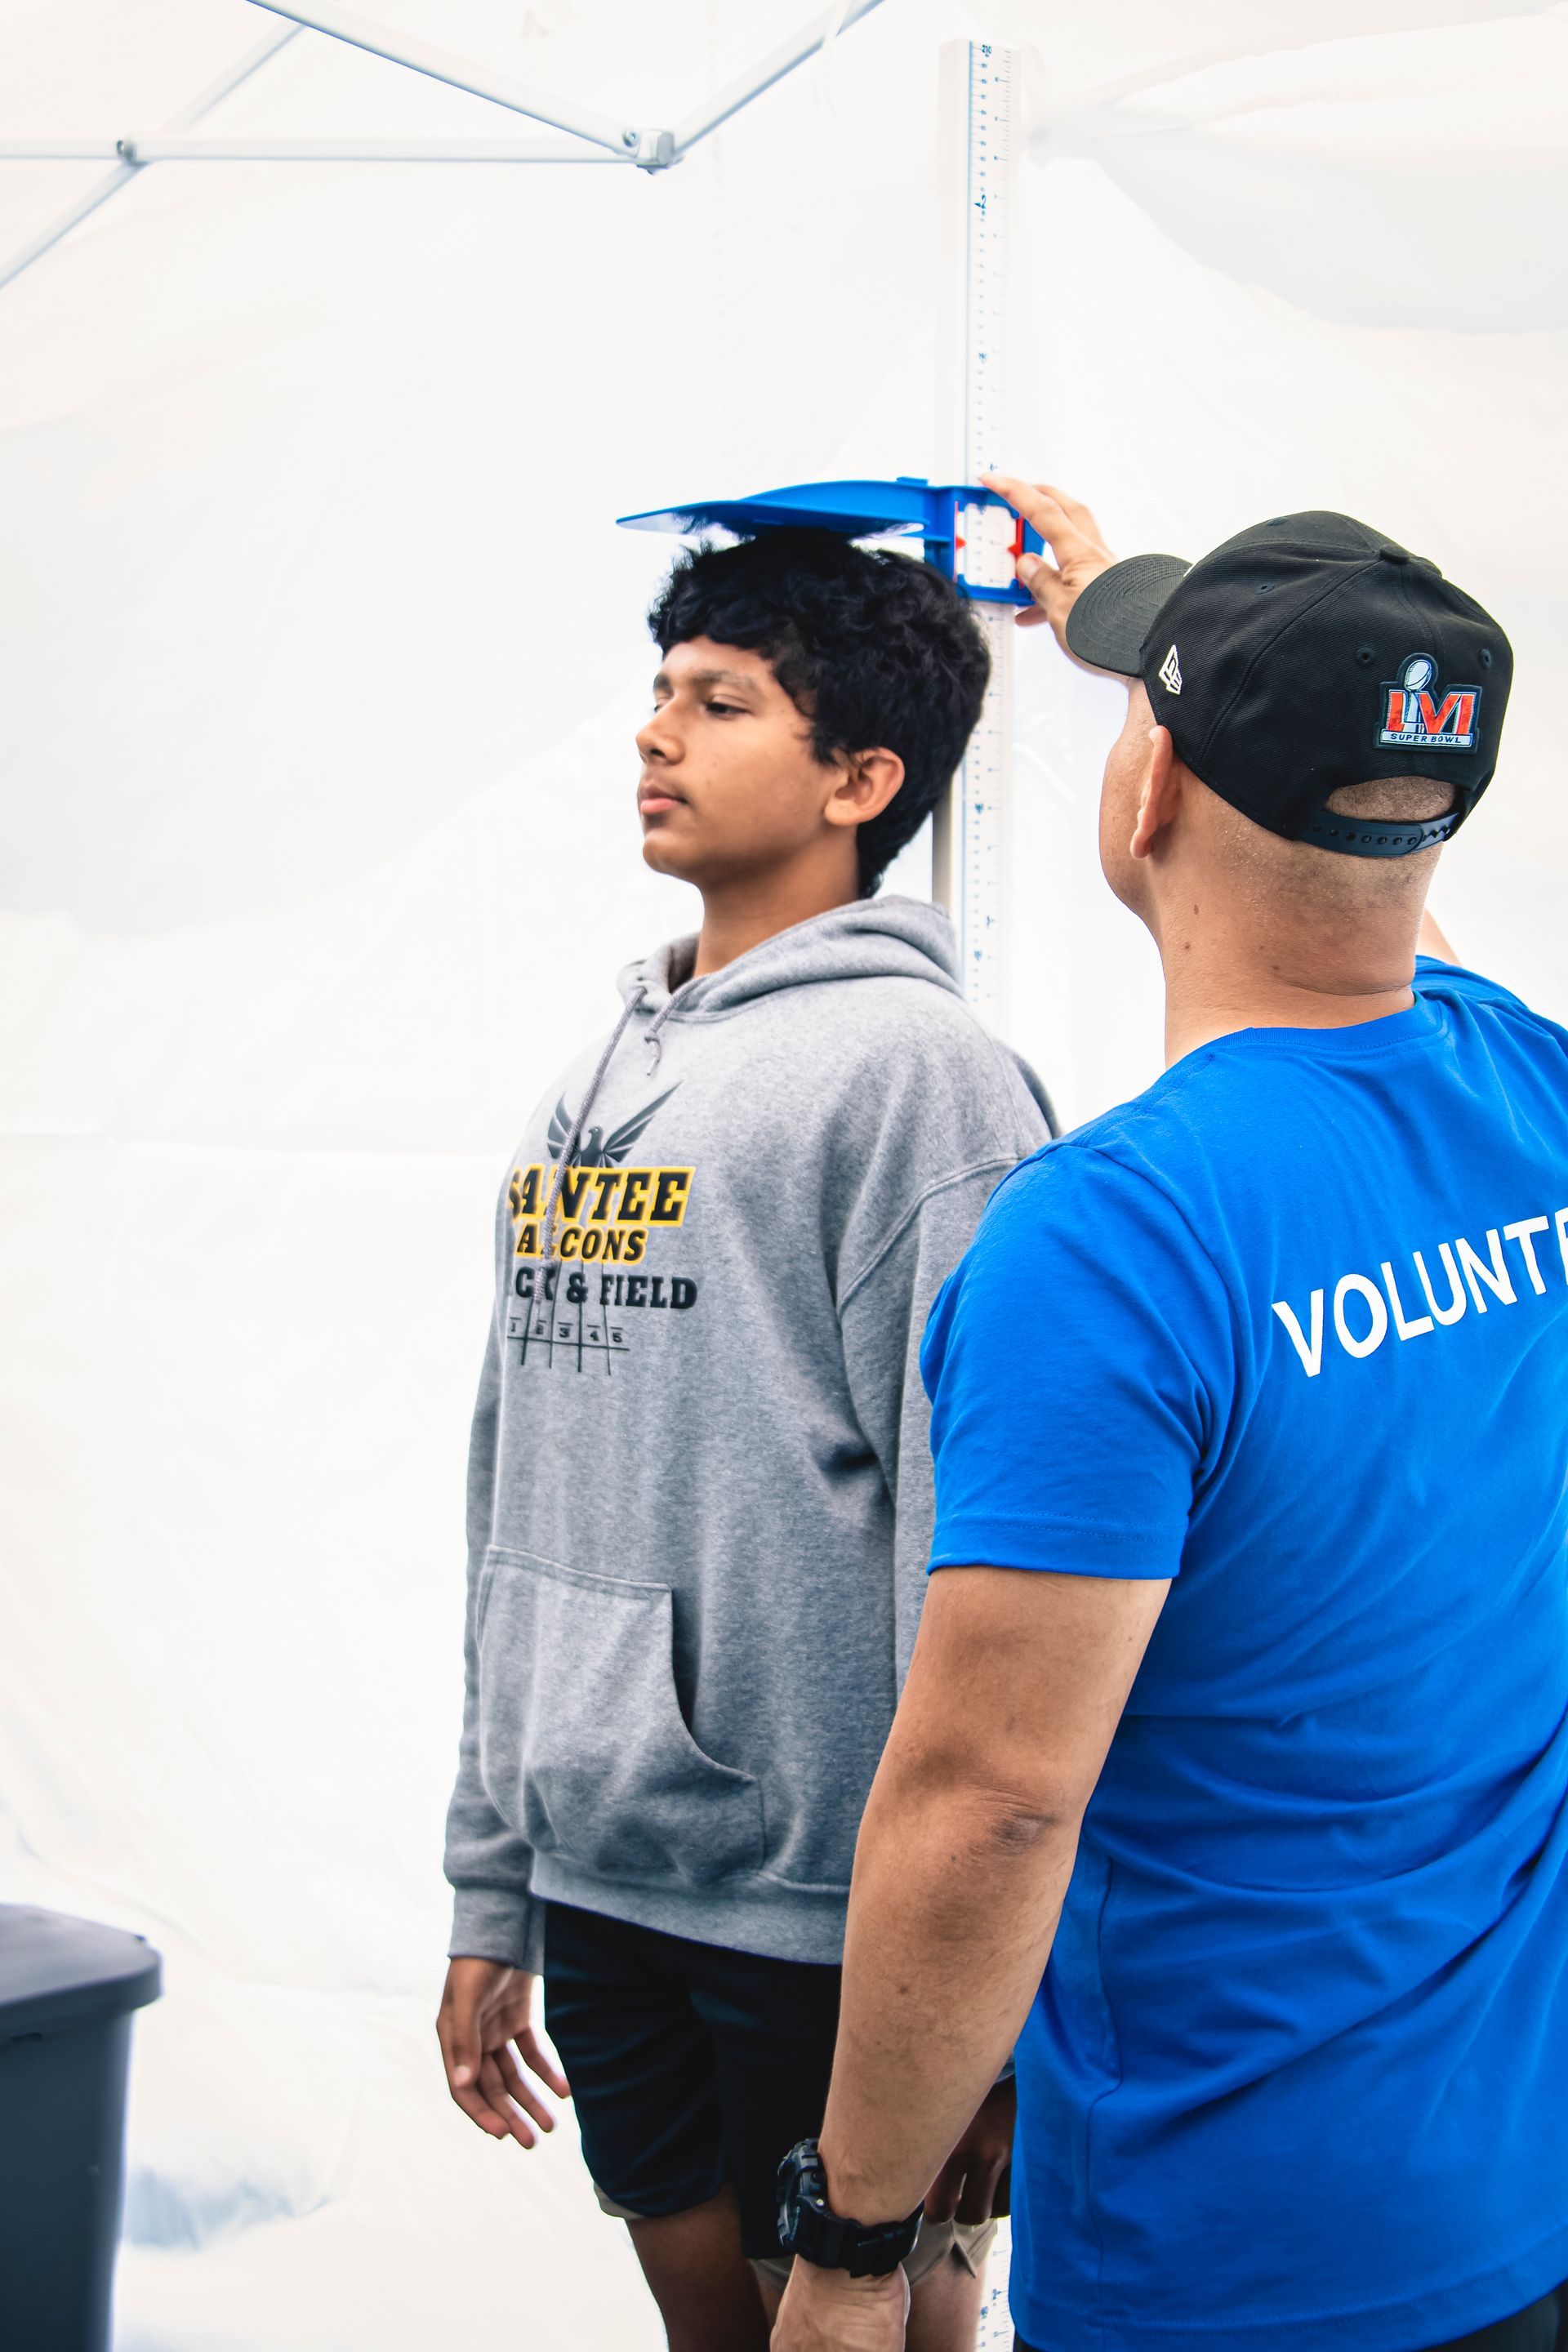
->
[618,40,1027,1027]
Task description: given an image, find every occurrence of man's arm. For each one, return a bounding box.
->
[837,1162,1041,2226]
[773,1562,1167,2347]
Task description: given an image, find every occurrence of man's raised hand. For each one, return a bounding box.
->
[979,476,1117,663]
[436,1957,569,2147]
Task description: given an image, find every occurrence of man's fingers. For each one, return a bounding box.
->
[1033,480,1098,529]
[1013,552,1060,613]
[988,474,1098,540]
[979,473,1119,633]
[979,473,1101,568]
[515,2025,571,2100]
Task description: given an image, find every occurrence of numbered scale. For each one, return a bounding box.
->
[933,40,1019,1024]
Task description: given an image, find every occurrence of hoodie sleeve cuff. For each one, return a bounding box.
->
[448,1886,545,1975]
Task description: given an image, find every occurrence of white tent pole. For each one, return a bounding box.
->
[0,0,893,288]
[0,21,299,292]
[163,20,304,127]
[0,0,893,281]
[670,0,886,157]
[0,138,635,165]
[0,164,143,290]
[245,0,637,156]
[931,40,1018,1027]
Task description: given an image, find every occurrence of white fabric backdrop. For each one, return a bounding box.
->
[1,5,1563,2345]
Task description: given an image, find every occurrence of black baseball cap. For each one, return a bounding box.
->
[1064,511,1512,858]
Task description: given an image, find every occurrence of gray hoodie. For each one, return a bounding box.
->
[444,898,1053,1971]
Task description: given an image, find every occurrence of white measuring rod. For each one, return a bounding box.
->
[933,40,1018,1031]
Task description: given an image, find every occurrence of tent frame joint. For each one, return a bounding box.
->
[629,128,676,172]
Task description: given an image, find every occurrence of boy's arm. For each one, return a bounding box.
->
[437,1234,568,2149]
[443,1308,542,1971]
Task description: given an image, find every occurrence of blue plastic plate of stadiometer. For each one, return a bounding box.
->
[616,477,1045,607]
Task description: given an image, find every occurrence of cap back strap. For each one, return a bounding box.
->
[1301,808,1462,859]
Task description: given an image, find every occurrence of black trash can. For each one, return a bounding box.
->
[0,1904,162,2352]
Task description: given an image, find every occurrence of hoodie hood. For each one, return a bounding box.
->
[541,895,1037,1263]
[617,895,963,1020]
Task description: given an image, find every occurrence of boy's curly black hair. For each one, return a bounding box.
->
[646,528,990,895]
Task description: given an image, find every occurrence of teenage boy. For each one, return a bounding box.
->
[773,488,1568,2352]
[437,528,1054,2352]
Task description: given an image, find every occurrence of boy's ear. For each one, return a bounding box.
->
[824,748,905,831]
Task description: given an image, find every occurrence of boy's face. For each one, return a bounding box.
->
[636,637,886,890]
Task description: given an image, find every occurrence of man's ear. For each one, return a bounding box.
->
[1129,726,1182,862]
[824,747,905,831]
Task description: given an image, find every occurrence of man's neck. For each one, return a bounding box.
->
[691,854,862,978]
[1156,907,1419,1067]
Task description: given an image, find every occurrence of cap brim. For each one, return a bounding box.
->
[1065,553,1190,676]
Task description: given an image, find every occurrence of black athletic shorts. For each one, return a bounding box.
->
[1016,2281,1568,2352]
[541,1900,844,2261]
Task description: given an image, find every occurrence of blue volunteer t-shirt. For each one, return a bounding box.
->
[922,960,1568,2352]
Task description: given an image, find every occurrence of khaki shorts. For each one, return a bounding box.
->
[594,2178,998,2291]
[750,2214,1000,2293]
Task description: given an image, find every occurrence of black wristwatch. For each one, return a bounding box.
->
[776,2139,923,2278]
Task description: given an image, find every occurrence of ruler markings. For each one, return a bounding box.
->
[951,41,1014,1025]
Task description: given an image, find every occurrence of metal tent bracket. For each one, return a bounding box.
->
[0,0,884,283]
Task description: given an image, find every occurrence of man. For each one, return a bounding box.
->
[437,527,1052,2351]
[774,488,1568,2352]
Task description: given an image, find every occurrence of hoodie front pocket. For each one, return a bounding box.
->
[476,1546,764,1886]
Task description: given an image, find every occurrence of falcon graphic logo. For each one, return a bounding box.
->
[511,1080,693,1268]
[547,1084,680,1168]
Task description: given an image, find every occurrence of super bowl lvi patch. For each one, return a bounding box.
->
[1377,653,1480,753]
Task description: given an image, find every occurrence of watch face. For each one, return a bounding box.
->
[777,2142,811,2248]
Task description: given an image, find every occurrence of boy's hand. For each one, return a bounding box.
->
[923,2074,1015,2225]
[979,475,1118,663]
[436,1958,569,2146]
[772,2261,909,2352]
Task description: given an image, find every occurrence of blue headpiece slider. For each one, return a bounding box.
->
[615,476,1044,607]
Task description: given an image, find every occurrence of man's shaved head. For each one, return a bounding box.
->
[1200,770,1454,925]
[1097,681,1455,1014]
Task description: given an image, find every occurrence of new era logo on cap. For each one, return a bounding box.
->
[1377,653,1481,754]
[1157,644,1183,695]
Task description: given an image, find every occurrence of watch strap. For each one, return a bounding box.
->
[777,2139,924,2278]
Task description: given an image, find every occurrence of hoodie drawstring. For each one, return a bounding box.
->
[541,980,648,1263]
[644,993,680,1072]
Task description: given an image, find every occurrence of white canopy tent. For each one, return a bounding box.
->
[2,4,1564,2345]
